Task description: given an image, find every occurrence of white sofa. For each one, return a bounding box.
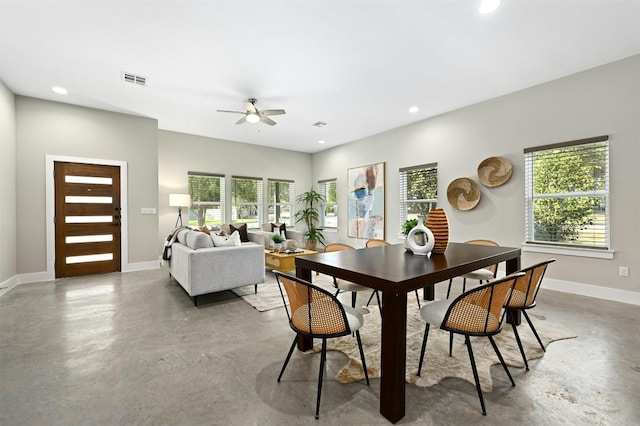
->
[167,229,265,306]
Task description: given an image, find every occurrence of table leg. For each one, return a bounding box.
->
[380,290,408,423]
[505,256,522,325]
[295,265,314,351]
[422,286,435,301]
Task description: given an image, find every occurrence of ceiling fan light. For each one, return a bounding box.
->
[246,112,260,123]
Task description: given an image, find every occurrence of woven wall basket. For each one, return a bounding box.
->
[447,177,481,211]
[477,156,513,187]
[426,208,449,254]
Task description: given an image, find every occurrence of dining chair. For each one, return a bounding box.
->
[364,239,423,308]
[505,258,556,370]
[417,272,525,415]
[324,243,381,313]
[274,271,370,419]
[446,239,499,299]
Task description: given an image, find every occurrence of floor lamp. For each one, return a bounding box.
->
[169,194,191,228]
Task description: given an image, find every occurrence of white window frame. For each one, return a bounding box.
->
[523,135,613,259]
[318,179,338,229]
[399,163,438,228]
[231,176,263,229]
[267,178,294,226]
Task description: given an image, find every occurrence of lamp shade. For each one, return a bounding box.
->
[169,193,191,207]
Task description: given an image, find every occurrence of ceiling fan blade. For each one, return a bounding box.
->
[245,101,257,114]
[217,109,246,115]
[260,109,286,117]
[235,116,247,125]
[261,116,277,126]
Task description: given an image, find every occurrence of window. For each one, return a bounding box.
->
[231,176,262,229]
[400,163,438,226]
[524,136,609,249]
[267,179,294,225]
[318,179,337,228]
[188,172,225,228]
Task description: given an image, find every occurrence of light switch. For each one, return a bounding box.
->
[141,208,156,215]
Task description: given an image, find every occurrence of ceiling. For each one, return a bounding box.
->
[1,1,639,153]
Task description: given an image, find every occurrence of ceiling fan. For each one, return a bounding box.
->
[217,98,286,126]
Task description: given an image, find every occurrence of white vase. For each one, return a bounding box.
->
[405,216,435,256]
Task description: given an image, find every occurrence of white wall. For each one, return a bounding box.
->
[157,130,313,247]
[312,55,640,294]
[15,97,160,274]
[0,81,17,284]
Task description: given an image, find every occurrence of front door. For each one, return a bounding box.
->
[54,162,121,277]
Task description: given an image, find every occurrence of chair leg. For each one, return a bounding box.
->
[414,289,421,309]
[351,291,357,308]
[417,323,430,376]
[446,278,453,299]
[449,331,454,357]
[315,339,328,419]
[334,289,341,297]
[355,330,370,386]
[375,291,382,315]
[522,310,546,352]
[464,335,487,415]
[488,335,516,387]
[462,277,467,293]
[508,309,529,370]
[278,335,299,382]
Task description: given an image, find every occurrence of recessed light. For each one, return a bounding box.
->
[318,140,326,144]
[52,86,68,95]
[409,106,419,113]
[479,0,501,14]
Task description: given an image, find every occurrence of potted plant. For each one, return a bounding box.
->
[271,233,285,251]
[402,218,426,246]
[295,188,326,250]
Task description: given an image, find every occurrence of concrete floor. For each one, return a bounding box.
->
[1,268,639,425]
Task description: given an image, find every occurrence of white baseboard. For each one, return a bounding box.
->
[12,261,161,286]
[122,260,161,272]
[17,271,54,284]
[0,275,18,292]
[542,278,640,306]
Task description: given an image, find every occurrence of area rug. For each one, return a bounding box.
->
[310,300,576,391]
[231,271,339,312]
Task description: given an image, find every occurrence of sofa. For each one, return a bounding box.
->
[167,229,265,306]
[219,223,304,247]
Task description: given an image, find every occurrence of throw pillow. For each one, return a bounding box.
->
[270,223,287,237]
[229,223,249,242]
[185,230,214,249]
[211,230,241,247]
[199,226,211,235]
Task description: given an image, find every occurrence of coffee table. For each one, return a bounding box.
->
[264,248,318,272]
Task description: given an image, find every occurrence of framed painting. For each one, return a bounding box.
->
[347,162,385,239]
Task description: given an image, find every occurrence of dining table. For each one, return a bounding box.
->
[295,241,521,424]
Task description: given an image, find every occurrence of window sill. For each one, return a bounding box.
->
[521,243,614,259]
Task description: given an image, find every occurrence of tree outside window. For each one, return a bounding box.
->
[187,173,224,228]
[318,179,337,228]
[268,179,294,225]
[231,176,262,228]
[525,136,609,248]
[400,163,438,226]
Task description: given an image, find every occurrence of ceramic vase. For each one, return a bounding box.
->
[426,208,450,254]
[405,216,435,256]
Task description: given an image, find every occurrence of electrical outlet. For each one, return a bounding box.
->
[619,266,629,277]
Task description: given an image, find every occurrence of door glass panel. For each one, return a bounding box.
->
[65,216,112,223]
[65,176,112,185]
[65,196,112,204]
[66,253,113,264]
[66,235,113,243]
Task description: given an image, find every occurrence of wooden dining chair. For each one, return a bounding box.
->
[274,271,369,419]
[505,258,556,370]
[446,239,499,298]
[417,272,524,415]
[324,243,381,313]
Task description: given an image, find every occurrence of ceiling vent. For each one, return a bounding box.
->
[122,72,146,86]
[312,121,327,127]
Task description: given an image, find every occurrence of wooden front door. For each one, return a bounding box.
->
[54,162,121,277]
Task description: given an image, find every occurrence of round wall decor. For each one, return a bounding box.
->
[447,177,481,211]
[477,156,512,187]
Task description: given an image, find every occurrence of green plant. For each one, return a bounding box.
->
[271,233,284,244]
[401,218,418,236]
[294,188,326,246]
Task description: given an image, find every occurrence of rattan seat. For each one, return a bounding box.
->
[417,272,524,415]
[275,271,369,419]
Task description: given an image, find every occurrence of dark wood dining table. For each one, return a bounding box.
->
[295,242,521,424]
